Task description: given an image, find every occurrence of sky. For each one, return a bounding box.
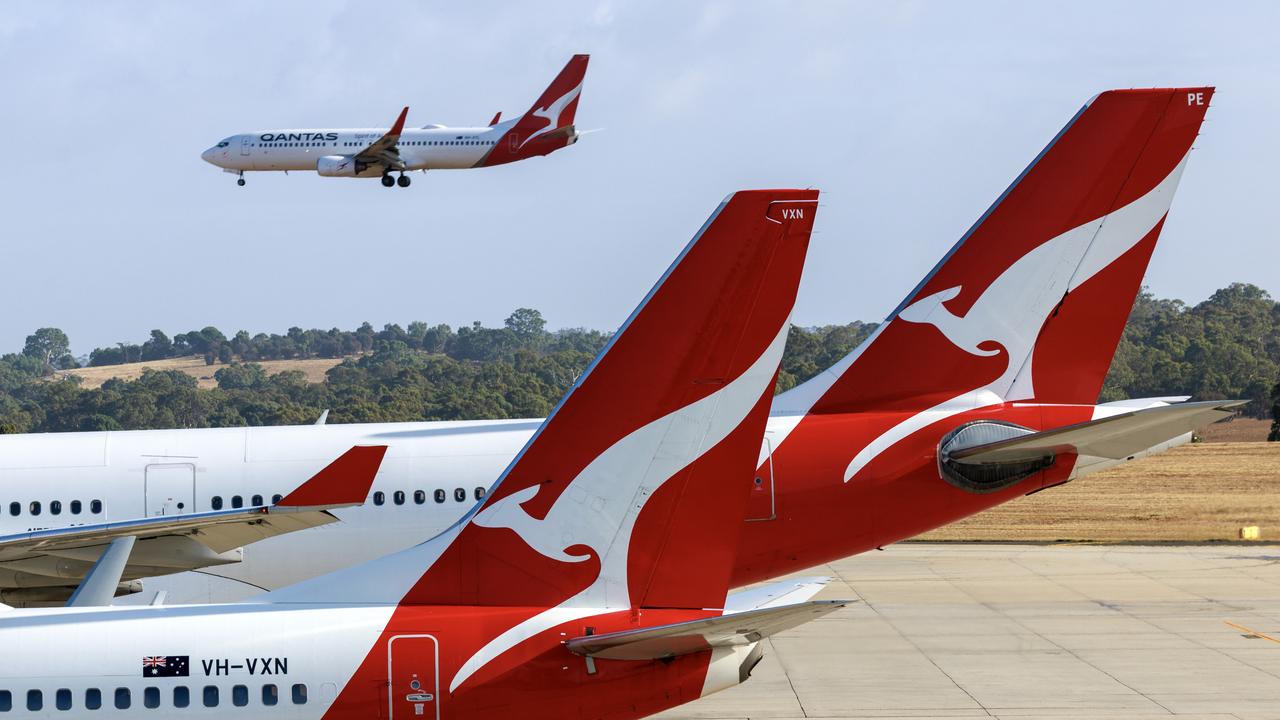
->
[1,1,1277,356]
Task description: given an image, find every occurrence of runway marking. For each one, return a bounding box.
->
[1225,620,1280,645]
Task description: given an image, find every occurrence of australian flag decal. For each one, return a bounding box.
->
[142,656,190,677]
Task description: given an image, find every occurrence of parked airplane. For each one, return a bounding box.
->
[0,189,843,720]
[0,87,1230,609]
[200,54,589,187]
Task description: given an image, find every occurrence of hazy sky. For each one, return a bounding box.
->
[1,1,1276,355]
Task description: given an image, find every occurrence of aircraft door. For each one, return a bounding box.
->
[144,463,196,517]
[745,437,776,521]
[240,135,251,156]
[387,635,440,720]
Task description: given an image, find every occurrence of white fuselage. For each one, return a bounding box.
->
[201,125,505,175]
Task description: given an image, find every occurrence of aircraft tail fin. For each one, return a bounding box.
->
[776,88,1213,419]
[479,54,589,165]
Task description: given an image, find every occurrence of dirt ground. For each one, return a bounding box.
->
[58,356,346,389]
[917,441,1280,543]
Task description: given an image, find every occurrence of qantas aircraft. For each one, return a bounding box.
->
[200,54,589,187]
[0,87,1235,609]
[0,189,842,720]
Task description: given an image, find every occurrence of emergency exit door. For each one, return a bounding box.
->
[144,463,195,516]
[387,635,440,719]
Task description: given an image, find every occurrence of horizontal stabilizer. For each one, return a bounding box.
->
[948,400,1245,464]
[565,600,848,660]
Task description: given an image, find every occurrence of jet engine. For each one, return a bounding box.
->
[316,155,365,177]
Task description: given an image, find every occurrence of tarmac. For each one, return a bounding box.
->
[657,543,1280,720]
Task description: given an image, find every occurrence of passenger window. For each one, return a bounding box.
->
[211,496,223,510]
[144,687,159,709]
[474,486,486,501]
[203,686,219,707]
[433,489,445,504]
[231,495,243,509]
[90,499,103,514]
[262,684,278,706]
[291,684,307,704]
[0,690,9,711]
[173,686,189,708]
[251,495,263,506]
[454,488,466,502]
[232,685,248,707]
[7,502,16,516]
[373,491,385,506]
[413,490,426,505]
[271,494,283,504]
[50,500,62,515]
[114,688,130,709]
[70,500,82,515]
[26,690,41,711]
[85,689,101,710]
[393,490,405,506]
[56,688,72,710]
[29,501,40,516]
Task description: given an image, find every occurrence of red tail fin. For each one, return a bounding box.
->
[778,87,1212,418]
[481,54,589,166]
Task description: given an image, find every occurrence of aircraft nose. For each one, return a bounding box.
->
[201,146,220,165]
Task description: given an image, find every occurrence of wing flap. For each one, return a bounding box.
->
[949,400,1245,464]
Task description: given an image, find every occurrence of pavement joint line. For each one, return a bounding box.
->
[1224,620,1280,645]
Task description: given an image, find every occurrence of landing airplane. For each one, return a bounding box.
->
[0,87,1229,608]
[200,54,589,187]
[0,189,843,720]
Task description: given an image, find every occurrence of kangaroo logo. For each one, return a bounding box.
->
[450,323,790,691]
[518,81,583,149]
[841,155,1190,482]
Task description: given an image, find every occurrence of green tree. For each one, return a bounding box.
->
[23,327,71,373]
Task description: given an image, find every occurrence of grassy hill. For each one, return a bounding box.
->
[58,356,347,389]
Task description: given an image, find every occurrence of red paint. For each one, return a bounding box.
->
[277,445,388,507]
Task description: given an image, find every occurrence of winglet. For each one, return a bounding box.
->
[489,111,502,126]
[389,106,409,137]
[277,445,387,508]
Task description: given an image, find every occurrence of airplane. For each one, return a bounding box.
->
[200,54,589,187]
[0,189,846,720]
[0,86,1231,608]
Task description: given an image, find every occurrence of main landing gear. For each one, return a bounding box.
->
[382,172,411,188]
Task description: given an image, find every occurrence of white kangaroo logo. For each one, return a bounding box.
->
[450,323,790,691]
[518,81,582,149]
[841,155,1190,482]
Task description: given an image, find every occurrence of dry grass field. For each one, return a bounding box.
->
[917,441,1280,543]
[58,356,347,389]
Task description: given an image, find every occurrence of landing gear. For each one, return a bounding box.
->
[381,174,395,188]
[236,171,245,187]
[397,173,411,188]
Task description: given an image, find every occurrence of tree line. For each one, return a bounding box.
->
[0,283,1277,436]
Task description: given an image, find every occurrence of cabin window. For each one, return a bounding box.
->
[454,488,466,503]
[434,489,445,504]
[29,501,40,516]
[7,502,17,516]
[231,495,244,509]
[373,491,385,506]
[144,687,160,709]
[0,690,9,711]
[50,500,62,515]
[173,686,189,708]
[26,690,41,711]
[85,689,101,710]
[91,499,103,514]
[413,490,426,505]
[252,495,263,506]
[55,689,72,710]
[474,486,486,501]
[114,688,130,709]
[393,490,405,506]
[291,684,307,705]
[70,500,82,515]
[203,686,219,707]
[232,685,248,707]
[272,494,283,504]
[262,684,278,706]
[211,496,223,510]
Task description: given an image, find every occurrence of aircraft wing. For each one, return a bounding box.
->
[565,600,847,661]
[948,400,1245,465]
[0,445,387,562]
[354,106,409,169]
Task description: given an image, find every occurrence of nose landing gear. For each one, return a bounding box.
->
[236,171,245,187]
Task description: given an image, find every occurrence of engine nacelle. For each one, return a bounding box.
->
[316,155,364,177]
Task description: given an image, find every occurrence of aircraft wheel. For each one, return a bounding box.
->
[237,178,246,187]
[397,175,411,188]
[381,174,395,188]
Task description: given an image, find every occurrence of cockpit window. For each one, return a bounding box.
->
[216,141,230,148]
